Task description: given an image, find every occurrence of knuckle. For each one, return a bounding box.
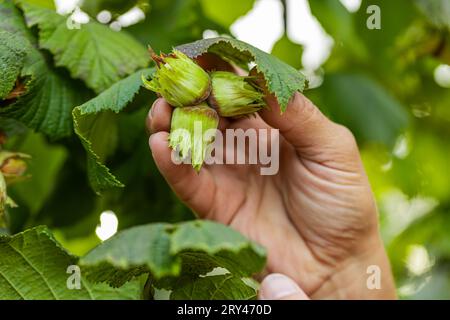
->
[290,94,321,125]
[335,124,358,148]
[300,98,318,120]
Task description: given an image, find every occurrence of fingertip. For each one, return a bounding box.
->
[149,129,166,145]
[258,98,282,119]
[149,132,211,209]
[258,273,309,300]
[147,98,172,134]
[149,131,192,178]
[149,131,170,159]
[258,92,339,154]
[149,131,179,177]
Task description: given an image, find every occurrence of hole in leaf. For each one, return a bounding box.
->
[1,78,27,107]
[193,220,202,227]
[164,225,178,234]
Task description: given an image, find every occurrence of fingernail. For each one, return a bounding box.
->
[149,133,153,142]
[259,273,301,300]
[149,101,157,118]
[148,134,156,150]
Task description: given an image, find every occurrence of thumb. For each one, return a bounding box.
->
[249,64,358,161]
[258,273,310,300]
[259,91,357,160]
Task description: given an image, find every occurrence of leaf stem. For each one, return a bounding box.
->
[281,0,288,33]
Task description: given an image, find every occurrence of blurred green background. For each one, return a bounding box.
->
[2,0,450,299]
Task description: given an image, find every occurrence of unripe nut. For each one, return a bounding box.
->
[208,71,266,117]
[169,103,219,171]
[142,49,211,107]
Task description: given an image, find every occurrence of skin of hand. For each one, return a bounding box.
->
[146,54,397,300]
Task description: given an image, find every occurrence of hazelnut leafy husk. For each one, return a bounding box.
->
[208,71,266,117]
[169,103,219,171]
[142,49,211,107]
[0,151,30,184]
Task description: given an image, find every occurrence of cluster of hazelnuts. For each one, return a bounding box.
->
[142,49,266,171]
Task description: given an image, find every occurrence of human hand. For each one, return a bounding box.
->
[146,55,396,300]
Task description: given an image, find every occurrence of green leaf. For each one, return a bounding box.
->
[2,53,92,139]
[8,132,67,223]
[0,0,36,39]
[80,220,266,288]
[32,155,97,229]
[0,0,92,139]
[72,68,155,194]
[170,274,257,300]
[17,1,149,93]
[200,0,255,28]
[0,226,143,299]
[19,0,55,9]
[0,31,28,100]
[271,34,303,70]
[177,37,307,111]
[0,117,27,138]
[308,73,409,147]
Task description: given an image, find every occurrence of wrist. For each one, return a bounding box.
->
[312,233,397,300]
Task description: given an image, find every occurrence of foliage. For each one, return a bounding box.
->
[0,31,28,100]
[0,0,449,299]
[80,220,265,299]
[307,0,450,299]
[0,226,144,299]
[72,68,154,194]
[177,37,307,111]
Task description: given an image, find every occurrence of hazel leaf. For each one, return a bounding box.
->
[16,0,149,93]
[72,68,155,194]
[0,226,143,300]
[79,220,266,288]
[176,37,307,111]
